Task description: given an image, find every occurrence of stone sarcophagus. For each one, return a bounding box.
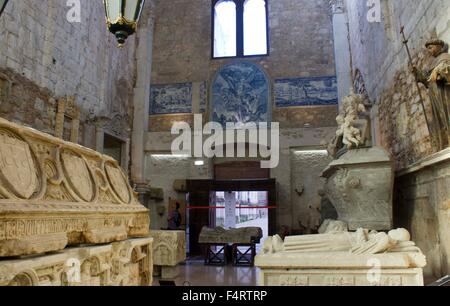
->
[321,147,394,230]
[150,230,186,267]
[199,227,263,244]
[256,228,426,286]
[0,118,149,257]
[0,238,153,286]
[149,230,186,279]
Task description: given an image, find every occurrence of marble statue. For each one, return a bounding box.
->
[255,226,426,286]
[256,224,426,286]
[318,219,348,234]
[262,227,421,255]
[328,89,368,157]
[413,39,450,149]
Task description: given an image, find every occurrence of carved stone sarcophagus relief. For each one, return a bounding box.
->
[0,118,149,257]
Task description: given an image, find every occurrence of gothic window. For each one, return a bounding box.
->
[213,0,269,59]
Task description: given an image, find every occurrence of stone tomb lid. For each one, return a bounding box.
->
[322,147,392,178]
[255,252,426,269]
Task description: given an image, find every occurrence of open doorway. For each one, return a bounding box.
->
[186,179,276,256]
[214,191,269,251]
[104,133,124,166]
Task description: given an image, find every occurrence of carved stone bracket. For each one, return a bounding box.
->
[330,0,345,14]
[55,96,81,143]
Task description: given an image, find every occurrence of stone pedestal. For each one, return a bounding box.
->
[149,230,186,280]
[255,252,426,286]
[0,238,153,286]
[322,147,394,230]
[162,266,180,280]
[396,148,450,279]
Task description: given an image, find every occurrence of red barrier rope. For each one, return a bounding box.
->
[186,205,276,209]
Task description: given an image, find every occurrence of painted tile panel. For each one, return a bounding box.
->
[150,83,192,115]
[275,76,338,107]
[212,62,269,126]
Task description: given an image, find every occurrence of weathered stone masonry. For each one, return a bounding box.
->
[0,0,137,154]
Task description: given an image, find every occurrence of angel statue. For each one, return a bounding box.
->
[328,89,368,157]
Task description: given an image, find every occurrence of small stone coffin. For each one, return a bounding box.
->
[199,227,263,244]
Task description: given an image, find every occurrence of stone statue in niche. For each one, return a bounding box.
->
[328,89,370,157]
[412,39,450,149]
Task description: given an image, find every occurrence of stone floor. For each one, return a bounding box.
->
[153,259,259,286]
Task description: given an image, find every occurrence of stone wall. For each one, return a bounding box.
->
[152,0,335,83]
[396,149,450,280]
[344,0,450,281]
[145,0,339,232]
[144,128,336,231]
[345,0,450,169]
[150,0,337,131]
[0,0,137,153]
[144,149,213,230]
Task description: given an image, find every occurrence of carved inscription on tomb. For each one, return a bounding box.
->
[324,276,355,286]
[279,275,309,286]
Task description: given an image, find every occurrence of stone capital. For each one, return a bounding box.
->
[330,0,345,14]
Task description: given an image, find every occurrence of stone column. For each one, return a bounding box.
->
[95,125,105,154]
[131,10,154,184]
[55,98,65,139]
[123,138,131,172]
[330,0,352,106]
[70,109,80,144]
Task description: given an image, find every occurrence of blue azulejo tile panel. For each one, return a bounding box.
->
[150,83,193,115]
[274,76,338,107]
[212,62,269,126]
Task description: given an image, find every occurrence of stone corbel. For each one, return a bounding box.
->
[330,0,345,14]
[0,73,12,102]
